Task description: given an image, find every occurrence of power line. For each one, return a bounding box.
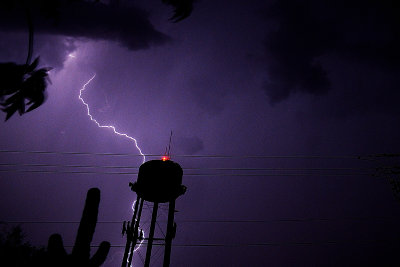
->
[0,149,362,159]
[0,163,374,171]
[64,239,400,248]
[0,163,139,169]
[2,216,399,224]
[0,169,371,176]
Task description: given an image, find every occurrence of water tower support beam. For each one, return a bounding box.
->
[163,200,175,267]
[122,196,140,267]
[144,202,159,267]
[128,198,144,267]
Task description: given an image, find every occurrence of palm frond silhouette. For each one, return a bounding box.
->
[0,58,51,120]
[162,0,193,22]
[0,2,51,121]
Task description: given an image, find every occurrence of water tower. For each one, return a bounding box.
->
[121,157,186,267]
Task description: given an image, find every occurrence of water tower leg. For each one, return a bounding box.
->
[122,196,141,267]
[128,198,144,266]
[163,200,175,267]
[144,202,159,267]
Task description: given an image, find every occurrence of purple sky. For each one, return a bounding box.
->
[1,0,400,266]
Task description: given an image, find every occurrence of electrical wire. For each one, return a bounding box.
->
[0,149,363,159]
[0,163,374,171]
[2,216,399,224]
[0,169,371,176]
[63,239,400,248]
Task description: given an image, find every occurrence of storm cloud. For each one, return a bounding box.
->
[0,0,169,51]
[0,32,77,69]
[175,135,204,155]
[262,0,400,103]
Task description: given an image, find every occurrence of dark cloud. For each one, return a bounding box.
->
[262,0,400,103]
[312,55,400,118]
[187,75,227,114]
[0,0,170,51]
[175,135,204,155]
[0,31,77,70]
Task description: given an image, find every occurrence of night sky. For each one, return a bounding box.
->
[1,0,400,266]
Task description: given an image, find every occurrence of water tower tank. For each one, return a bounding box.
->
[129,159,186,203]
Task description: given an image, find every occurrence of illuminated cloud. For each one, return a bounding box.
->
[0,1,169,51]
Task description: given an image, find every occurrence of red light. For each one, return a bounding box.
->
[162,156,170,161]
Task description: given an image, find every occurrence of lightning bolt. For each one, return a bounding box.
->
[131,200,145,253]
[78,74,146,163]
[78,74,146,265]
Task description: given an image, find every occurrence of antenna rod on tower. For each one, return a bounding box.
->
[168,131,173,157]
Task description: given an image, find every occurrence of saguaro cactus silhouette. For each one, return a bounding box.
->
[39,188,110,267]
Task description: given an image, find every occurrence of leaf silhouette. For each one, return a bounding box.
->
[0,57,51,121]
[162,0,193,22]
